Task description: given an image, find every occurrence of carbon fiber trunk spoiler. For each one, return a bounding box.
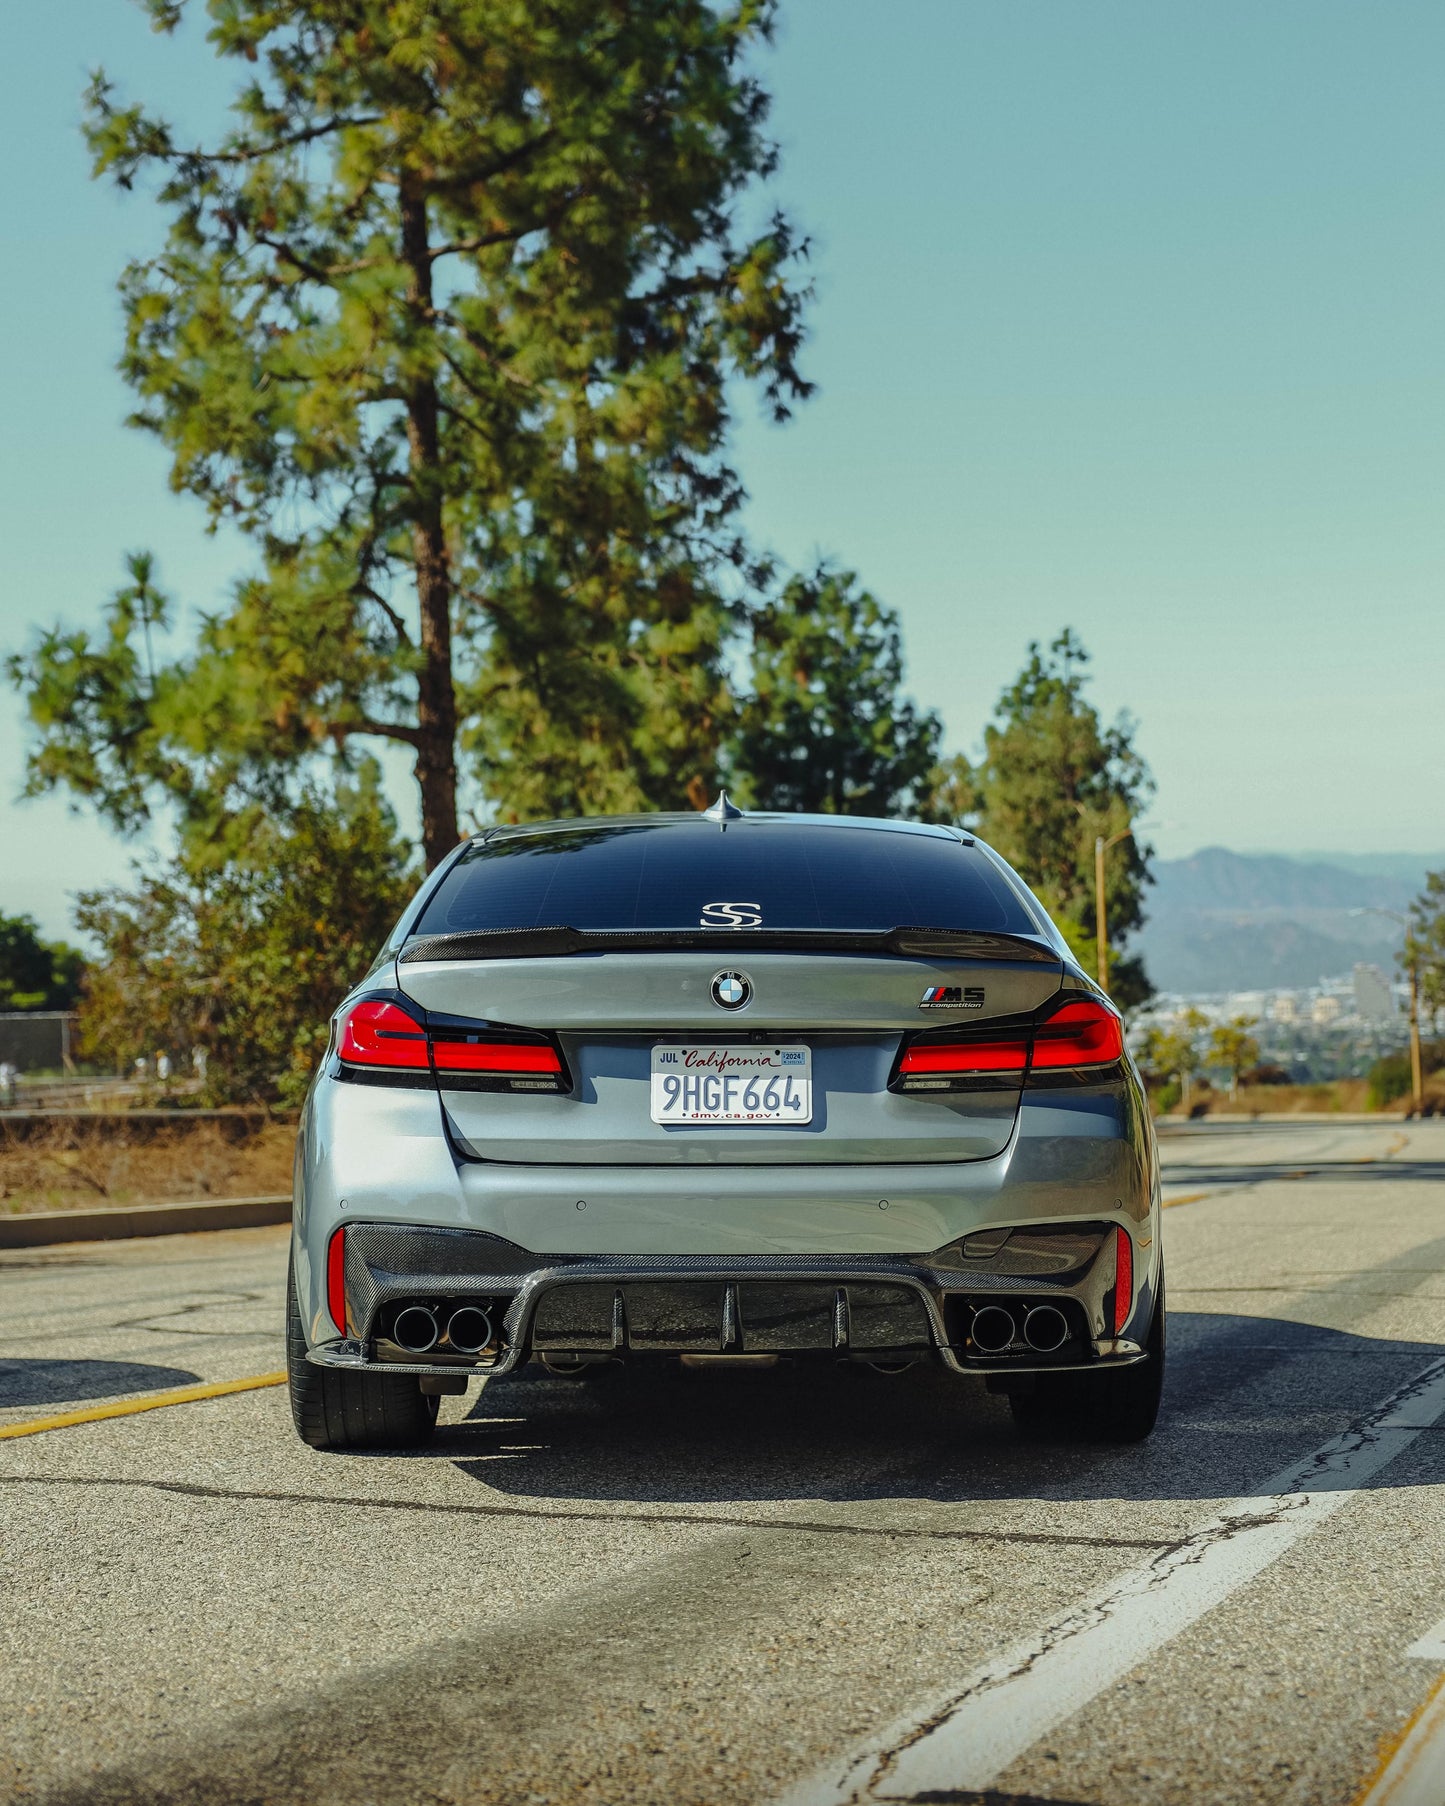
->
[398,925,1060,965]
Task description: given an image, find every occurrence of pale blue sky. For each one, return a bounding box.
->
[4,1,1445,938]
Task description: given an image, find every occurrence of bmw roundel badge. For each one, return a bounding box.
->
[710,970,751,1010]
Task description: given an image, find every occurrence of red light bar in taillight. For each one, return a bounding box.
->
[898,1036,1029,1079]
[1031,998,1124,1070]
[1112,1227,1133,1336]
[337,998,429,1069]
[326,1225,348,1335]
[432,1039,562,1076]
[895,993,1123,1093]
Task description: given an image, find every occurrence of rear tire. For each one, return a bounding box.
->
[286,1263,438,1451]
[1010,1270,1166,1445]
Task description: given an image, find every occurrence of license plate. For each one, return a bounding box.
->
[650,1044,812,1124]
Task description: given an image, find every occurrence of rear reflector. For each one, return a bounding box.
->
[326,1227,347,1335]
[1112,1228,1133,1336]
[338,999,428,1069]
[1031,998,1125,1070]
[432,1039,562,1076]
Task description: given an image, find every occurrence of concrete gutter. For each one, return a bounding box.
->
[0,1195,291,1248]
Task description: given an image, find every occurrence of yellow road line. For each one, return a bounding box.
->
[1353,1671,1445,1805]
[1162,1191,1211,1209]
[0,1372,287,1441]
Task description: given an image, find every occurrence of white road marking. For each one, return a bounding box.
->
[1405,1615,1445,1661]
[1355,1678,1445,1806]
[781,1358,1445,1806]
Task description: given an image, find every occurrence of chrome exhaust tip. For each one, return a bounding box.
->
[446,1305,493,1355]
[392,1304,440,1354]
[1022,1304,1070,1353]
[970,1304,1017,1353]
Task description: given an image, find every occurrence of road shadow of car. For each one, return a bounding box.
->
[0,1357,202,1409]
[431,1312,1445,1508]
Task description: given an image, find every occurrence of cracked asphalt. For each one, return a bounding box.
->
[2,1117,1444,1806]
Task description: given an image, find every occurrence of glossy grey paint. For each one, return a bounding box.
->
[292,813,1161,1371]
[399,948,1062,1166]
[444,1034,1018,1166]
[295,1066,1160,1375]
[395,947,1060,1031]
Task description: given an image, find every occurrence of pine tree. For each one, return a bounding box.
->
[9,0,810,864]
[727,567,943,816]
[74,775,415,1104]
[974,631,1154,1005]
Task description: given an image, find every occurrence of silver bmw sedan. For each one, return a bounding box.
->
[287,802,1163,1449]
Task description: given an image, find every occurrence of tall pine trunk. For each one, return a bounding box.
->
[401,181,460,869]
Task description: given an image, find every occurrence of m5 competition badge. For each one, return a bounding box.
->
[919,985,985,1010]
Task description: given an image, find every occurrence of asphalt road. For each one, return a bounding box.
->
[2,1117,1444,1806]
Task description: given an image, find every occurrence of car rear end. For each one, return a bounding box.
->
[289,811,1162,1447]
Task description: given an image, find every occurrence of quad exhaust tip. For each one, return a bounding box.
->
[392,1305,440,1354]
[446,1305,493,1355]
[970,1302,1072,1355]
[1023,1304,1069,1353]
[970,1304,1016,1353]
[391,1302,495,1357]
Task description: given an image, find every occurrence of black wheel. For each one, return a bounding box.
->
[1082,1272,1165,1442]
[1010,1270,1166,1445]
[286,1263,438,1451]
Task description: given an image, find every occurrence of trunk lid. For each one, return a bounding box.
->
[396,949,1062,1165]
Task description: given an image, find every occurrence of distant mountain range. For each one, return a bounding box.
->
[1133,847,1441,994]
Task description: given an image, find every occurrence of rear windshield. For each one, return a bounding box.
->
[412,822,1038,938]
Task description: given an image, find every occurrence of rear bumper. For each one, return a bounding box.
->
[306,1218,1153,1379]
[294,1070,1158,1248]
[292,1064,1161,1374]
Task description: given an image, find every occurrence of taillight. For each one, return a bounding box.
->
[897,1035,1029,1089]
[338,999,428,1069]
[1112,1228,1133,1336]
[894,993,1123,1093]
[433,1038,562,1082]
[1031,998,1124,1070]
[430,1031,567,1092]
[326,1226,348,1335]
[334,996,568,1092]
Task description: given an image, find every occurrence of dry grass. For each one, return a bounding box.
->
[1212,1079,1374,1115]
[0,1115,295,1216]
[1158,1078,1420,1117]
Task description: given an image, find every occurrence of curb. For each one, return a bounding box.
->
[0,1195,292,1248]
[1155,1112,1407,1129]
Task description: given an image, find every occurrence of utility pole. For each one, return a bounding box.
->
[1407,955,1424,1116]
[1094,829,1133,992]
